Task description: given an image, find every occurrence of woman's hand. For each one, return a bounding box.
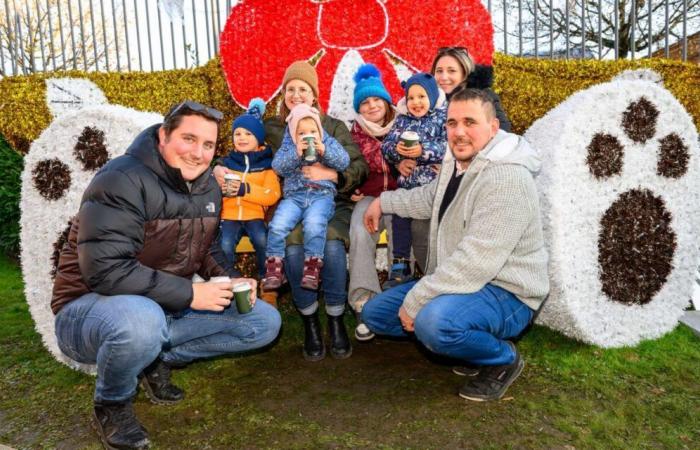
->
[397,159,417,177]
[212,165,232,188]
[301,162,338,183]
[396,142,422,159]
[350,189,365,202]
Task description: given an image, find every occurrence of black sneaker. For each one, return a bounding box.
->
[452,363,481,377]
[140,359,184,405]
[458,342,524,402]
[354,310,375,342]
[92,400,150,449]
[381,258,412,290]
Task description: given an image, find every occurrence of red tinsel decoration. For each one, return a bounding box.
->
[220,0,494,109]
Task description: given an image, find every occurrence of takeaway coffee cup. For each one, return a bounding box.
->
[400,130,420,148]
[302,134,317,162]
[223,173,241,197]
[233,281,253,314]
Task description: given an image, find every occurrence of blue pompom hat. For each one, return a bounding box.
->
[232,98,266,146]
[402,73,439,110]
[353,64,392,113]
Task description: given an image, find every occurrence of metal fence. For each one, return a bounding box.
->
[1,0,698,77]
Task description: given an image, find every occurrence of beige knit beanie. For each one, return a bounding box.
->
[282,60,319,99]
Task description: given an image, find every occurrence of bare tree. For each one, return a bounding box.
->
[0,0,127,76]
[519,0,700,58]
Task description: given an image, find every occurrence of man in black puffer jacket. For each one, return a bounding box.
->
[52,101,281,450]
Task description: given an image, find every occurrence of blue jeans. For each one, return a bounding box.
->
[285,239,347,315]
[362,281,533,366]
[267,190,335,259]
[54,292,281,403]
[221,219,268,278]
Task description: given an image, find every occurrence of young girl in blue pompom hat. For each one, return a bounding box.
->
[381,73,447,288]
[219,98,282,306]
[347,63,399,341]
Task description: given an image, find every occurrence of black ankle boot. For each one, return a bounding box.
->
[140,359,184,405]
[301,311,325,361]
[92,400,150,449]
[328,313,352,359]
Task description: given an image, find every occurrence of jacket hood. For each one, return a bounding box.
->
[395,88,447,116]
[444,130,541,175]
[126,124,214,193]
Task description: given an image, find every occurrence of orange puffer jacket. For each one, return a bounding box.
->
[220,148,281,221]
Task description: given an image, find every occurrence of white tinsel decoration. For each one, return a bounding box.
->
[691,267,700,310]
[525,78,700,347]
[21,81,162,372]
[327,50,366,129]
[613,68,664,86]
[46,78,107,119]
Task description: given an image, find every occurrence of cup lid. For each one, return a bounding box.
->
[233,281,251,291]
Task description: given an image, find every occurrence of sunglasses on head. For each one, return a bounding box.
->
[166,100,224,122]
[438,46,470,54]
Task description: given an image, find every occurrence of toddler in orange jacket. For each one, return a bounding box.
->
[220,99,281,305]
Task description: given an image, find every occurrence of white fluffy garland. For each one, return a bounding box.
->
[525,77,700,347]
[21,79,162,372]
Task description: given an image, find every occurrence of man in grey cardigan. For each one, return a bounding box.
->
[362,88,549,401]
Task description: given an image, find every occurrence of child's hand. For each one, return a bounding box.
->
[397,159,417,177]
[225,179,242,197]
[315,140,325,157]
[296,140,306,158]
[396,142,422,159]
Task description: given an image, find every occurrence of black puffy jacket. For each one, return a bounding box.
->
[52,124,231,314]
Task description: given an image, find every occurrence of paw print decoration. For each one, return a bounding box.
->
[20,78,162,372]
[525,70,700,347]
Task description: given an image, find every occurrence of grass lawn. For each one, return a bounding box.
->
[1,255,699,449]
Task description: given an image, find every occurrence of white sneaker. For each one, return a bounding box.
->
[354,322,376,341]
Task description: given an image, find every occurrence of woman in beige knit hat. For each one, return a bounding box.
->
[214,60,369,362]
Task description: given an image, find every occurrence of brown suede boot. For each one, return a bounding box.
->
[259,289,278,308]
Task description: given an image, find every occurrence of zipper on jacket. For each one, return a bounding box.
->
[236,154,251,221]
[198,216,206,264]
[187,214,196,262]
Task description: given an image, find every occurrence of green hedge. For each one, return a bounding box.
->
[0,134,23,258]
